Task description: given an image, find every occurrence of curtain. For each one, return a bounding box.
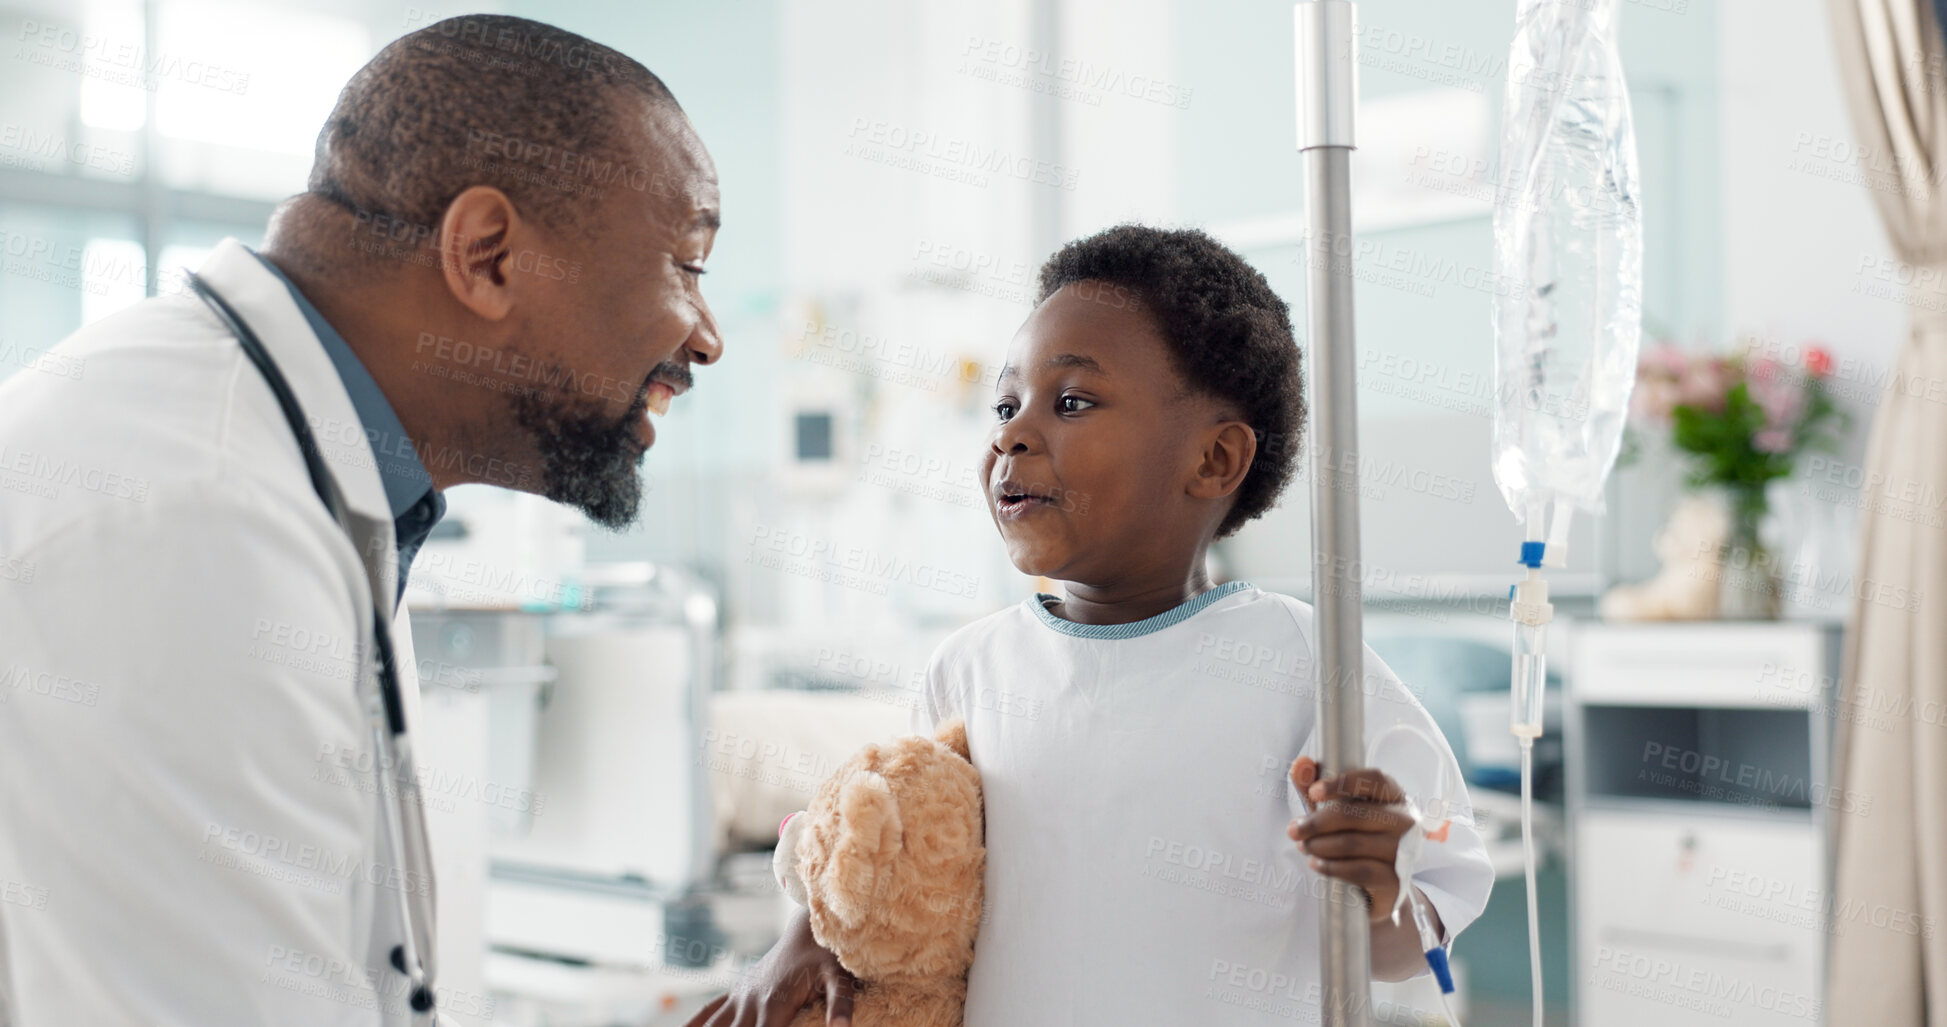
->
[1825,0,1947,1021]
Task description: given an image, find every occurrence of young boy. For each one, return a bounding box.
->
[694,225,1492,1027]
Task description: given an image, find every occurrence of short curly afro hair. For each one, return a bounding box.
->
[310,15,678,242]
[1036,224,1305,538]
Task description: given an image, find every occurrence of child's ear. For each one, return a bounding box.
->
[1187,420,1257,501]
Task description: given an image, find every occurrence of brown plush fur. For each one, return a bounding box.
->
[789,720,985,1027]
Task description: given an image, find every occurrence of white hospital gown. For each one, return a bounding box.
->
[910,581,1493,1026]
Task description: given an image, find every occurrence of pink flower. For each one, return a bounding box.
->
[1678,358,1732,413]
[1754,427,1794,454]
[1746,356,1784,384]
[1643,343,1690,379]
[1631,378,1681,424]
[1804,344,1834,378]
[1748,370,1806,429]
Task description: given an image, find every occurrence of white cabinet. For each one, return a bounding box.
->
[1567,621,1840,1027]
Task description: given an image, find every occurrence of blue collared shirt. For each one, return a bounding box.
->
[251,251,446,602]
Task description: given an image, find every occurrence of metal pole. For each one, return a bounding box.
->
[1294,4,1371,1025]
[1028,0,1065,261]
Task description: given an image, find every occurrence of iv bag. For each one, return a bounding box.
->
[1490,0,1643,542]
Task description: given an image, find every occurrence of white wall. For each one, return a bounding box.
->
[1719,0,1904,387]
[1711,0,1905,616]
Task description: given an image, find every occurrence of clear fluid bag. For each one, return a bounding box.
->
[1491,0,1644,543]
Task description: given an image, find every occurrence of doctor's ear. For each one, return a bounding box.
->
[437,186,520,321]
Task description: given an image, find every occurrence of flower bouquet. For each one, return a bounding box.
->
[1622,340,1847,617]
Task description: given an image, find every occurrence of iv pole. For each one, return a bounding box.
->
[1294,3,1372,1024]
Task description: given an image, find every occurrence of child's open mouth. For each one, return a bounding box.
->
[994,481,1059,520]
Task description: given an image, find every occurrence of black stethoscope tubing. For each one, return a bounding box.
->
[184,269,436,1018]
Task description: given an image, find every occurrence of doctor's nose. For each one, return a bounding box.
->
[684,294,723,367]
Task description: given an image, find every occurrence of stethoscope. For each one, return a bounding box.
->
[184,270,441,1023]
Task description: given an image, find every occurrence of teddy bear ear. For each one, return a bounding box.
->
[812,769,905,930]
[935,718,971,761]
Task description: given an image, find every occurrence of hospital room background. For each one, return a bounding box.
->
[0,0,1929,1023]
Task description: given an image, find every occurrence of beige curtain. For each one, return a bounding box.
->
[1826,1,1947,1021]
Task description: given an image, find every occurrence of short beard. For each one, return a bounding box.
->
[511,378,651,531]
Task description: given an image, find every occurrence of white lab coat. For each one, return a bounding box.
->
[0,239,431,1025]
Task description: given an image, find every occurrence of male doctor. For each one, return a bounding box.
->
[0,14,803,1025]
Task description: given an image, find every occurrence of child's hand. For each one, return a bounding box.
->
[1286,756,1414,924]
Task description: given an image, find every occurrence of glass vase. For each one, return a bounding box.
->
[1714,483,1781,620]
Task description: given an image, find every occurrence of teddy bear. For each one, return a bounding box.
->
[771,719,985,1027]
[1599,492,1729,620]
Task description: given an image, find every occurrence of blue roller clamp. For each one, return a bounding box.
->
[1425,945,1456,994]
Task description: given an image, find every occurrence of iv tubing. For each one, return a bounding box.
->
[1362,723,1464,1025]
[1508,539,1553,1027]
[1522,738,1541,1027]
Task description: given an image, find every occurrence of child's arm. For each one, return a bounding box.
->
[1286,756,1445,982]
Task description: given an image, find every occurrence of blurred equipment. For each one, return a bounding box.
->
[484,563,720,975]
[405,485,589,611]
[1566,621,1839,1025]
